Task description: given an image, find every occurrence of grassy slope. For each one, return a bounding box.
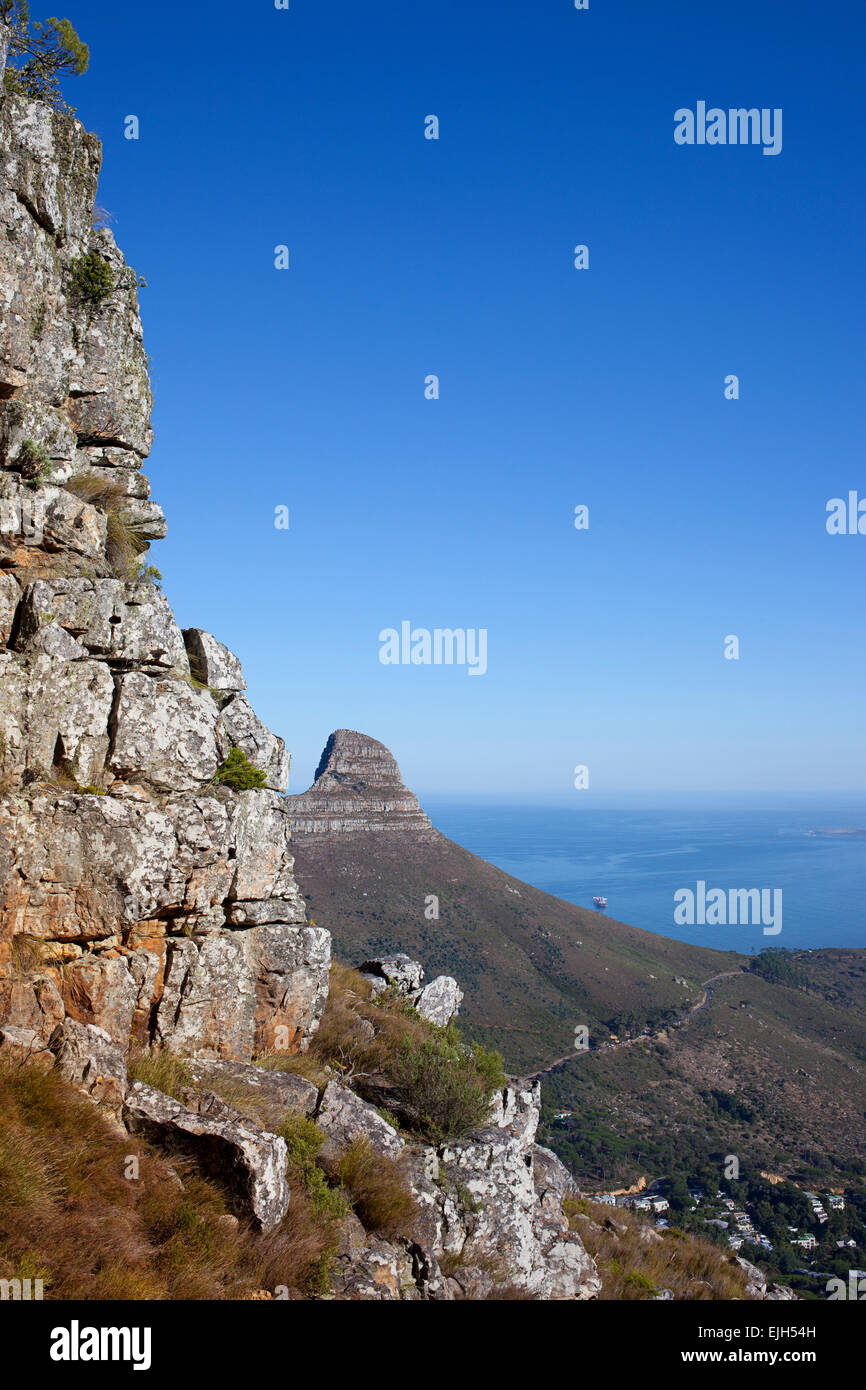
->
[292,829,743,1072]
[291,833,866,1185]
[542,960,866,1186]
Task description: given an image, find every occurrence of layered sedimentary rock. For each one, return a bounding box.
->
[0,46,325,1064]
[286,729,436,836]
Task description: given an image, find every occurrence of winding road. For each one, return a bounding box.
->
[526,969,744,1080]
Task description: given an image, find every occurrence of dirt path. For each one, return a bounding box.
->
[526,968,745,1080]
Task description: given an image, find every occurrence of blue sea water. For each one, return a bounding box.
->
[420,799,866,953]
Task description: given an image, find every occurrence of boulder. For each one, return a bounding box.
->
[412,975,463,1026]
[0,1023,53,1071]
[27,622,88,661]
[360,953,424,994]
[49,1019,127,1112]
[123,1080,289,1232]
[186,1057,319,1129]
[316,1080,405,1169]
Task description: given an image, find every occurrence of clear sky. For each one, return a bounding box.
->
[58,0,866,799]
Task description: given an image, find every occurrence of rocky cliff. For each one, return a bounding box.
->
[0,40,601,1301]
[0,40,325,1064]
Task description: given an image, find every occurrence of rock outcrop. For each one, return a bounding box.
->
[286,730,436,836]
[360,953,463,1026]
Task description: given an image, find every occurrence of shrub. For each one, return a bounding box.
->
[131,561,162,589]
[214,747,267,792]
[337,1138,418,1239]
[68,252,115,308]
[391,1025,506,1145]
[15,439,51,482]
[1,3,89,112]
[278,1116,349,1224]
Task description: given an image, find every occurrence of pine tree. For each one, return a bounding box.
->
[1,2,89,112]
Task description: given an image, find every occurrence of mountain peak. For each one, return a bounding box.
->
[288,730,435,836]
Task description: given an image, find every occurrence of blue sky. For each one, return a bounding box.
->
[59,0,865,798]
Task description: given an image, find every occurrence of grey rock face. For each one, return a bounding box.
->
[0,95,153,562]
[19,578,188,671]
[0,572,19,644]
[241,923,330,1055]
[227,791,303,905]
[183,629,245,692]
[155,934,256,1061]
[123,1079,290,1232]
[154,923,329,1063]
[0,790,176,941]
[0,650,114,784]
[218,694,289,793]
[109,672,225,791]
[403,1077,600,1301]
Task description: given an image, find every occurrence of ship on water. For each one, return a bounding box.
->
[593,895,608,909]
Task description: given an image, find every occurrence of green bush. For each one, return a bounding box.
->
[68,252,115,308]
[16,439,51,482]
[278,1116,349,1223]
[1,4,89,113]
[214,747,267,792]
[391,1024,506,1145]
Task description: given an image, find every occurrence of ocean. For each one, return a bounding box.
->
[421,799,866,953]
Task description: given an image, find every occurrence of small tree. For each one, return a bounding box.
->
[1,2,89,112]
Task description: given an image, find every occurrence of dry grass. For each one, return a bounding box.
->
[337,1138,418,1240]
[64,475,149,578]
[566,1198,753,1301]
[127,1050,194,1102]
[0,1061,339,1299]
